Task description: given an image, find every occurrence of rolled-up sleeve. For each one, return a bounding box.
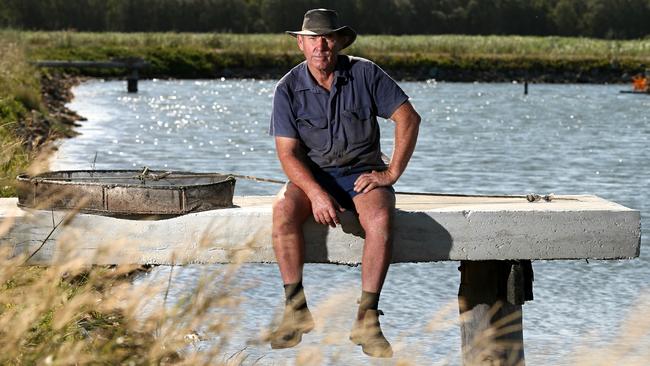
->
[369,62,409,119]
[269,83,298,138]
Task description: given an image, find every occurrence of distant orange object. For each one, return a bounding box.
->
[632,74,648,91]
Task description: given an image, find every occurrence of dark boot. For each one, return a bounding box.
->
[350,309,393,358]
[270,304,315,349]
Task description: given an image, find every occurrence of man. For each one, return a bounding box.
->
[268,9,420,358]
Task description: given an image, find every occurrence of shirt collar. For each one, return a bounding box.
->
[293,55,351,93]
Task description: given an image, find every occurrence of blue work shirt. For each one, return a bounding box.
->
[269,55,409,171]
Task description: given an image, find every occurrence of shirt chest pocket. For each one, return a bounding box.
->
[342,106,376,148]
[296,115,329,151]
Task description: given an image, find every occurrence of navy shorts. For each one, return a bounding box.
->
[311,166,395,211]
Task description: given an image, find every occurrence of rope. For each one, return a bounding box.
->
[229,174,285,185]
[31,172,225,182]
[26,169,567,202]
[382,191,569,201]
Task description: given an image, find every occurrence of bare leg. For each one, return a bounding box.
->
[272,182,312,285]
[349,187,395,358]
[270,183,315,349]
[353,187,395,293]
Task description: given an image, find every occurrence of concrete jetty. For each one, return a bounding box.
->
[0,194,641,365]
[0,194,639,265]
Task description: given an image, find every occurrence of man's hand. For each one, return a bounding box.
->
[308,190,346,228]
[353,170,398,194]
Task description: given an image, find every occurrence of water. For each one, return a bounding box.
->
[51,79,650,365]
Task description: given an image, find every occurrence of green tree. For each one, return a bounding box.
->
[579,0,650,38]
[0,0,11,27]
[260,0,319,33]
[465,0,499,34]
[199,0,250,32]
[354,0,399,34]
[0,0,648,38]
[104,0,125,31]
[120,0,159,32]
[499,0,547,35]
[552,0,586,36]
[605,0,650,38]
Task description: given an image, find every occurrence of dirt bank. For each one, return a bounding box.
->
[18,72,86,153]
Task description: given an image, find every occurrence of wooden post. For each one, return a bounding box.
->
[458,261,526,365]
[127,68,139,93]
[524,81,528,95]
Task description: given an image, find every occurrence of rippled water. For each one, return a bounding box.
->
[52,79,649,365]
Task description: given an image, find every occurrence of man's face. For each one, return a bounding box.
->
[297,34,342,73]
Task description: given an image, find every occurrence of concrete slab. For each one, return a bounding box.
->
[0,194,640,265]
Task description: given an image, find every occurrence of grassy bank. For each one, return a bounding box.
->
[0,37,81,197]
[0,38,44,197]
[3,30,650,82]
[0,41,165,363]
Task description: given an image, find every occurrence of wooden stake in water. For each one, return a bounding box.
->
[524,81,528,95]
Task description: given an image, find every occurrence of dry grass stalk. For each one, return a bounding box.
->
[1,160,649,365]
[0,189,253,365]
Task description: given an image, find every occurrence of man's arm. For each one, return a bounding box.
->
[275,136,345,227]
[353,101,421,193]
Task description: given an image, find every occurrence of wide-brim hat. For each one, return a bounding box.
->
[286,9,357,50]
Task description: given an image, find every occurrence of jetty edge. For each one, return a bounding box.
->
[1,194,639,264]
[0,192,640,365]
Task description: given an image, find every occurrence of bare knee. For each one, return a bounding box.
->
[273,196,301,228]
[272,186,310,238]
[359,208,393,242]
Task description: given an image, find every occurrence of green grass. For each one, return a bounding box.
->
[10,31,650,58]
[355,35,650,58]
[2,31,648,79]
[0,38,41,197]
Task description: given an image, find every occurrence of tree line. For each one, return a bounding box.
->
[1,0,649,39]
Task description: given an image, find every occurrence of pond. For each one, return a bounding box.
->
[50,79,650,365]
